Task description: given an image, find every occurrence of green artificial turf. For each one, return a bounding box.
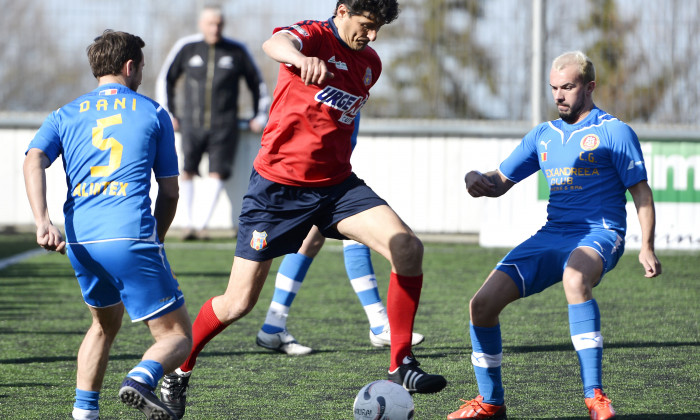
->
[0,235,697,419]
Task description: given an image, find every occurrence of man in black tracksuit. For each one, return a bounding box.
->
[156,5,270,240]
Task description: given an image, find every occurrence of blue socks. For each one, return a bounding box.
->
[72,360,164,418]
[569,299,603,398]
[74,388,100,411]
[261,243,390,336]
[126,359,164,390]
[470,300,603,404]
[261,253,313,334]
[470,323,504,405]
[344,241,387,334]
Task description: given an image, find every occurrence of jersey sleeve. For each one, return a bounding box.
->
[499,126,542,183]
[607,122,647,188]
[274,20,323,57]
[26,111,62,164]
[239,42,270,123]
[156,41,189,117]
[152,107,179,179]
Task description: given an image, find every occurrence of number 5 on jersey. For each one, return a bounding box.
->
[91,114,123,177]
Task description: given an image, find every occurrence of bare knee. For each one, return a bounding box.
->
[92,320,121,342]
[562,274,593,304]
[214,294,259,324]
[389,233,423,274]
[298,228,325,258]
[469,293,502,327]
[469,271,519,327]
[91,307,123,340]
[563,247,601,304]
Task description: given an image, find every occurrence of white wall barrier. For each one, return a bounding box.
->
[3,124,699,250]
[3,128,257,235]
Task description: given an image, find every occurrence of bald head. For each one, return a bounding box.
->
[199,6,224,45]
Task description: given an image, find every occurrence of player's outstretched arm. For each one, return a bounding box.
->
[628,180,662,278]
[464,170,514,198]
[23,148,66,254]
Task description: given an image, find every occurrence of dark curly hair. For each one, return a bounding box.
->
[336,0,400,24]
[86,30,145,79]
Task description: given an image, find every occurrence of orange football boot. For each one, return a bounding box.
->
[585,389,616,420]
[447,395,507,419]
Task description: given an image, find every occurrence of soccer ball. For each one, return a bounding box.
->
[353,380,415,420]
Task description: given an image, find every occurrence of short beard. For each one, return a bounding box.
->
[558,102,583,124]
[559,111,577,124]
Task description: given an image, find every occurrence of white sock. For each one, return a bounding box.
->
[180,178,194,229]
[197,178,224,231]
[364,302,389,333]
[72,407,99,420]
[174,367,191,377]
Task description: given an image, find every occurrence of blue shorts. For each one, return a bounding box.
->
[496,225,624,297]
[67,239,185,322]
[235,169,388,261]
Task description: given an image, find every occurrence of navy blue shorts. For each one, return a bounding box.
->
[496,225,624,297]
[235,169,387,261]
[67,239,185,322]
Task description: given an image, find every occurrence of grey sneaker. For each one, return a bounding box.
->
[119,377,177,420]
[369,325,425,347]
[160,371,190,419]
[387,354,447,394]
[256,329,313,355]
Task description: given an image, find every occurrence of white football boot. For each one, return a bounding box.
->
[256,329,313,355]
[370,324,425,347]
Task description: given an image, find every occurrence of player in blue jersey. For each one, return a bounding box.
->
[23,30,192,420]
[447,51,662,420]
[255,116,425,355]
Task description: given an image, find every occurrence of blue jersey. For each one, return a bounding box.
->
[27,83,178,243]
[499,107,646,234]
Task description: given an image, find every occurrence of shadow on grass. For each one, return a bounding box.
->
[0,352,146,365]
[0,328,84,335]
[408,340,699,356]
[505,341,699,353]
[0,262,73,278]
[0,383,54,388]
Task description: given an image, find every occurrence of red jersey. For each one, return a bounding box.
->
[253,18,381,187]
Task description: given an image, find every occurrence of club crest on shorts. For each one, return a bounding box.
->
[250,230,268,251]
[580,134,600,151]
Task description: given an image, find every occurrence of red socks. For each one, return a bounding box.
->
[180,297,228,372]
[387,272,423,371]
[182,276,423,373]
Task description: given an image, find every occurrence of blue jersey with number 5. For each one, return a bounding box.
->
[27,83,178,243]
[499,107,647,235]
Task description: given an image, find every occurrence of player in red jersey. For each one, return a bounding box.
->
[159,1,446,417]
